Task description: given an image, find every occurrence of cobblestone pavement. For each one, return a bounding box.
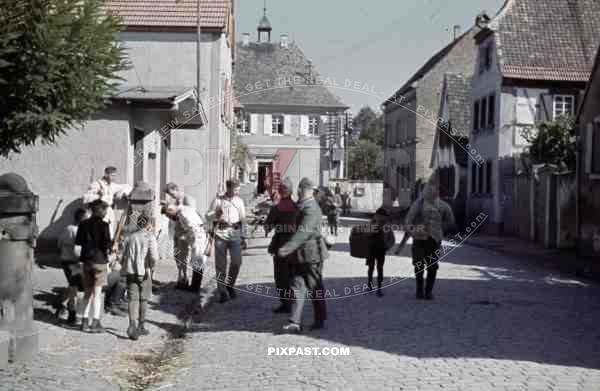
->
[2,220,600,390]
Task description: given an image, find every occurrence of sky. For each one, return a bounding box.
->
[236,0,505,113]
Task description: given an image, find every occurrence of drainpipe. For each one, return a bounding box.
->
[197,0,202,117]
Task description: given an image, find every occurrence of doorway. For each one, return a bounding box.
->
[134,128,144,184]
[257,162,273,195]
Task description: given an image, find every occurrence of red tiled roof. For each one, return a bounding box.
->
[104,0,231,29]
[502,65,592,82]
[491,0,600,82]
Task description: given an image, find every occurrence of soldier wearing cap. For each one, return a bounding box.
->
[264,177,298,314]
[278,177,328,332]
[206,179,247,303]
[82,166,132,239]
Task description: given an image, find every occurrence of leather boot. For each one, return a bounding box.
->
[127,320,139,340]
[425,268,437,300]
[415,272,425,299]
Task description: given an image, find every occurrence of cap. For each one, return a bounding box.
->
[298,177,317,190]
[104,166,117,174]
[280,177,294,194]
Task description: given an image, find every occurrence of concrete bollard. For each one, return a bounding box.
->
[0,173,39,363]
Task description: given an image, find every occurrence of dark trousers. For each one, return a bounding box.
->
[289,261,327,325]
[366,252,385,289]
[273,256,291,308]
[327,215,338,235]
[412,237,441,294]
[189,270,203,292]
[104,270,126,308]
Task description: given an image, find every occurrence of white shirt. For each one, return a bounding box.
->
[83,177,131,206]
[210,196,246,224]
[177,205,205,235]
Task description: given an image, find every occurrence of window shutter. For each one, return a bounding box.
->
[291,115,301,135]
[539,94,553,122]
[284,115,292,135]
[516,89,536,125]
[300,115,309,135]
[263,114,272,134]
[250,114,259,134]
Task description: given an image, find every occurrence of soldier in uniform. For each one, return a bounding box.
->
[82,166,131,239]
[404,177,455,300]
[278,178,328,333]
[264,177,298,314]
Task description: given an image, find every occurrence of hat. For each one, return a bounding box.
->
[280,177,294,194]
[104,166,117,174]
[298,177,317,190]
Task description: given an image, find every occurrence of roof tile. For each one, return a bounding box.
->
[492,0,600,81]
[104,0,230,29]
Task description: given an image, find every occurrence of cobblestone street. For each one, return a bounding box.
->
[2,220,600,390]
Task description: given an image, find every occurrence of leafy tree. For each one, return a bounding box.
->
[346,106,385,179]
[0,0,128,157]
[347,139,384,179]
[522,116,576,171]
[352,106,384,147]
[231,136,251,171]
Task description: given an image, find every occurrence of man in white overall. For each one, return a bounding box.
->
[82,166,132,239]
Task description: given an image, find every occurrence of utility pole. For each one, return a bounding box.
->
[197,0,202,111]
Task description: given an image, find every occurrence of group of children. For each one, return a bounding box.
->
[56,199,157,340]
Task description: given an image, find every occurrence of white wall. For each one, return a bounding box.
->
[0,107,131,247]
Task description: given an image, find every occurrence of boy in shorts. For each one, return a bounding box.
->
[76,199,112,333]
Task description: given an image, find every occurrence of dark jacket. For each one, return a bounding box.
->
[265,197,298,255]
[279,198,328,263]
[75,216,111,264]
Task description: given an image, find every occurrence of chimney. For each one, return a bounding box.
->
[306,59,313,84]
[242,32,250,46]
[280,33,289,48]
[453,25,461,40]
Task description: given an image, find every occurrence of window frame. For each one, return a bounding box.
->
[485,160,493,194]
[473,100,480,133]
[308,115,320,136]
[478,163,484,194]
[471,163,478,194]
[487,93,495,129]
[552,95,575,120]
[480,96,487,131]
[592,120,600,174]
[237,113,250,134]
[271,114,284,135]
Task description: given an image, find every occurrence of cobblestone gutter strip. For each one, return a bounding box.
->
[115,326,191,391]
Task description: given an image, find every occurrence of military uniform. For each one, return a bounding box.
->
[264,180,298,312]
[279,179,328,328]
[405,184,455,299]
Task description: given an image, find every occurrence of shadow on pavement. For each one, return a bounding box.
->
[185,272,600,370]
